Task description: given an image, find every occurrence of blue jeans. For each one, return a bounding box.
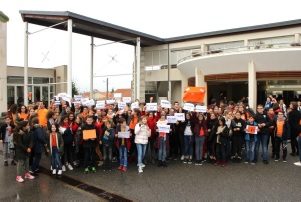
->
[51,147,62,170]
[136,144,147,167]
[119,146,128,167]
[158,138,167,161]
[195,136,205,161]
[298,136,301,161]
[184,135,193,156]
[255,133,269,161]
[31,152,42,172]
[246,141,256,162]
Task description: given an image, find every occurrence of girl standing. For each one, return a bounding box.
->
[49,124,64,175]
[14,121,35,182]
[135,116,151,173]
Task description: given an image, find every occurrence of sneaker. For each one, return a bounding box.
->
[16,176,24,183]
[4,161,8,166]
[52,169,56,175]
[141,163,146,168]
[283,159,287,163]
[188,159,192,164]
[183,159,188,164]
[244,161,249,164]
[294,161,301,166]
[97,161,103,167]
[138,166,143,173]
[57,170,62,175]
[162,161,168,167]
[67,164,73,171]
[157,160,163,167]
[62,165,66,172]
[25,172,35,180]
[50,166,53,171]
[250,162,256,165]
[118,165,123,171]
[11,161,17,166]
[121,166,127,172]
[91,167,96,173]
[180,155,185,161]
[84,167,89,174]
[274,159,279,162]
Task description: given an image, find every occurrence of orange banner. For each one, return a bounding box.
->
[183,87,206,103]
[83,129,97,140]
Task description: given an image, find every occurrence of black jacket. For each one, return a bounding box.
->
[81,124,98,148]
[288,109,301,137]
[0,123,14,141]
[14,130,33,160]
[255,113,272,135]
[231,118,246,136]
[32,124,47,153]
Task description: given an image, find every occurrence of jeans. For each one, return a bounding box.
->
[3,142,13,162]
[231,135,243,158]
[119,146,128,167]
[84,147,96,168]
[298,136,301,161]
[17,158,29,176]
[31,152,42,172]
[136,144,147,167]
[184,135,193,157]
[195,136,205,161]
[51,147,62,170]
[274,137,287,160]
[216,143,226,161]
[103,145,112,169]
[62,143,73,165]
[255,133,269,161]
[158,138,167,161]
[246,141,256,162]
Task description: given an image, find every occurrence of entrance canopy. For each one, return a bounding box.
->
[20,10,164,47]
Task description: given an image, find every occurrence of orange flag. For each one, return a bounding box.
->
[183,87,206,103]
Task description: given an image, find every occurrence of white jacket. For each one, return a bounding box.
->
[134,123,151,144]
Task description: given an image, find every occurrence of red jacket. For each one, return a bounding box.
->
[147,117,157,139]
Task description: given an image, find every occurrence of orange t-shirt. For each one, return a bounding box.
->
[51,133,57,147]
[129,116,138,130]
[38,108,48,127]
[19,113,28,121]
[276,120,284,137]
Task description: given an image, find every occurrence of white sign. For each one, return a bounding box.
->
[195,105,207,113]
[161,100,171,108]
[175,113,185,121]
[74,95,82,102]
[122,97,132,103]
[146,103,158,111]
[106,99,115,104]
[87,99,95,107]
[118,102,126,110]
[54,100,61,106]
[114,93,122,98]
[167,116,177,123]
[62,96,71,104]
[81,98,89,105]
[72,101,81,106]
[158,124,170,133]
[95,101,105,109]
[131,102,139,110]
[118,131,130,138]
[183,103,195,112]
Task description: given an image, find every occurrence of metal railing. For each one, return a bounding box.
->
[177,42,301,64]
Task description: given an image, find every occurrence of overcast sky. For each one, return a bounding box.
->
[2,0,301,92]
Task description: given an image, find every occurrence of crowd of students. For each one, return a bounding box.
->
[0,96,301,183]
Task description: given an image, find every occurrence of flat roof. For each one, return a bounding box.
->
[20,10,301,46]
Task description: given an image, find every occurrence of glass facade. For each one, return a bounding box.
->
[7,76,55,107]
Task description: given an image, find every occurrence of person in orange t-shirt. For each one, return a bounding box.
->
[274,112,290,162]
[18,105,29,121]
[37,101,48,128]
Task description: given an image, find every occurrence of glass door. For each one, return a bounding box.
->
[34,86,41,103]
[16,86,24,105]
[42,86,49,106]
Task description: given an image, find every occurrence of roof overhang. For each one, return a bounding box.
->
[178,48,301,77]
[20,10,164,47]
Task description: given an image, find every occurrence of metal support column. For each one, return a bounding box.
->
[136,37,141,100]
[67,19,73,96]
[24,22,28,105]
[90,37,94,99]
